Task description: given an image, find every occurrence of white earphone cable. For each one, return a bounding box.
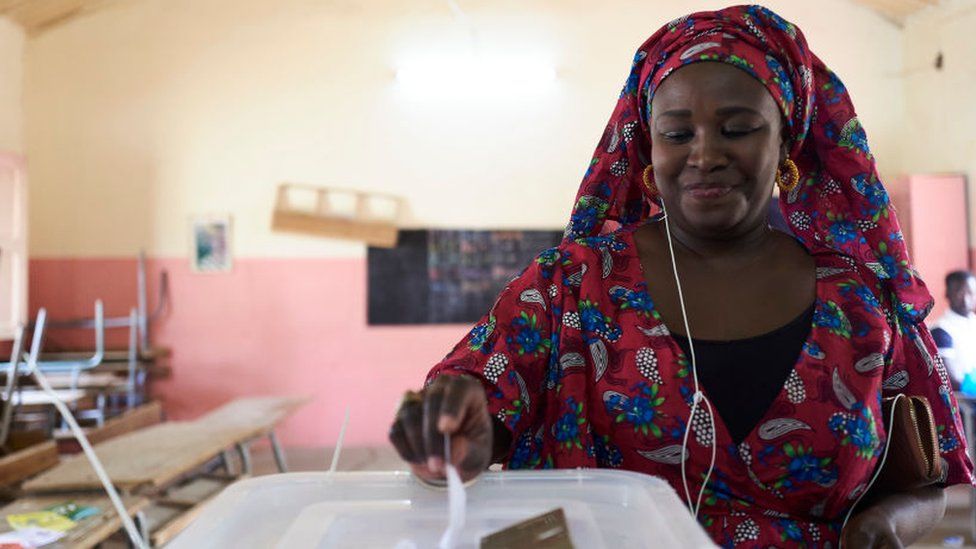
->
[838,393,904,548]
[660,204,718,519]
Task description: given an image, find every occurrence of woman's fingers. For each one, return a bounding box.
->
[423,381,447,473]
[388,419,418,463]
[391,375,493,480]
[842,513,902,549]
[876,530,904,549]
[844,531,874,549]
[440,375,483,432]
[398,398,426,465]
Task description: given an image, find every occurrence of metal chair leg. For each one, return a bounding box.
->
[236,442,252,475]
[95,393,106,427]
[0,326,25,448]
[269,430,288,473]
[127,308,138,410]
[134,509,150,548]
[221,450,236,476]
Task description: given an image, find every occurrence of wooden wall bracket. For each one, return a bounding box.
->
[271,183,403,248]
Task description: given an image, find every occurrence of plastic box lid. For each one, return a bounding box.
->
[169,469,715,548]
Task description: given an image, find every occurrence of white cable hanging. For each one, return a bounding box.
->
[838,393,905,548]
[660,205,718,519]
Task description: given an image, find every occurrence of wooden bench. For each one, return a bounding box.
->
[6,397,306,546]
[22,396,308,494]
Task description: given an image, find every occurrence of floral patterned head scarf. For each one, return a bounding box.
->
[566,4,933,324]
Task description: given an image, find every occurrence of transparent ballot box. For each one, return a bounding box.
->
[169,469,715,548]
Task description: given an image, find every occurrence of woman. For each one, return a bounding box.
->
[389,5,974,547]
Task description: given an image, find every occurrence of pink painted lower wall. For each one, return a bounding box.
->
[29,247,976,447]
[29,257,470,448]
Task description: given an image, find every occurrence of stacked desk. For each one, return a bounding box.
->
[2,396,308,547]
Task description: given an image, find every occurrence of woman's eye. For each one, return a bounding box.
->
[661,131,692,142]
[723,127,759,137]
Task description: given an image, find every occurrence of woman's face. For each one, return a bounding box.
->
[649,62,786,239]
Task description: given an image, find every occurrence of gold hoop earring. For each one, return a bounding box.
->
[776,158,800,193]
[642,164,659,199]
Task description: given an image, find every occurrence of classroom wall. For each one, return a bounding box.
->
[0,17,23,153]
[24,0,907,447]
[902,1,976,268]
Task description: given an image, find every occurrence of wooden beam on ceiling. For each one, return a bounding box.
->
[0,0,114,36]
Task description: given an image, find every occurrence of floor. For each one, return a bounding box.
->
[252,446,976,548]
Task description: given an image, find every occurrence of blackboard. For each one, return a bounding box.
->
[368,229,564,325]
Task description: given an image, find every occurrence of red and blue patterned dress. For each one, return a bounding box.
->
[425,5,975,546]
[427,223,974,547]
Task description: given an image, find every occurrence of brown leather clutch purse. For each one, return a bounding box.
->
[875,395,944,491]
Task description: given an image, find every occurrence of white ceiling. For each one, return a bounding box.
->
[0,0,945,37]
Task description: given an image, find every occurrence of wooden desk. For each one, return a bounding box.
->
[0,441,59,488]
[198,396,310,440]
[0,494,148,549]
[21,396,308,493]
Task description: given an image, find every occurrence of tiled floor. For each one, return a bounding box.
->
[253,446,976,547]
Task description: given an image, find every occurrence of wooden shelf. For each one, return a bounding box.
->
[271,183,403,248]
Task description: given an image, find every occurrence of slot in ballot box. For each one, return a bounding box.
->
[169,469,715,548]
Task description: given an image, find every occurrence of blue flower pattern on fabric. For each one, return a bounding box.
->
[578,300,622,342]
[773,444,838,491]
[594,435,623,467]
[554,398,586,450]
[508,312,551,357]
[765,55,794,113]
[838,280,882,316]
[776,519,806,543]
[607,383,666,437]
[813,300,852,338]
[826,215,860,245]
[822,70,847,105]
[839,118,871,157]
[828,404,880,459]
[509,429,543,470]
[609,285,656,317]
[468,317,495,353]
[851,174,889,220]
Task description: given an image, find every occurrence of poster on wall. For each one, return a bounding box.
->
[368,229,563,324]
[191,214,233,273]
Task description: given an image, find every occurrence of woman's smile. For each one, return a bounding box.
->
[684,183,735,201]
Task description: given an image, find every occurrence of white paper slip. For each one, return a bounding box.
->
[438,432,467,549]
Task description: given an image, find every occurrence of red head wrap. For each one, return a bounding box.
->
[566,4,932,325]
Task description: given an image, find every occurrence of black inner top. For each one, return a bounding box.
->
[671,303,815,445]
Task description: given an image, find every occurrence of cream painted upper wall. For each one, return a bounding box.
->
[903,0,976,243]
[0,17,23,153]
[25,0,903,258]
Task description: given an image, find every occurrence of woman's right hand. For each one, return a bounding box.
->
[389,374,497,483]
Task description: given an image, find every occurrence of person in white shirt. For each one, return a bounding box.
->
[932,270,976,390]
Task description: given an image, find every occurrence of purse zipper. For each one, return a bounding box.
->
[907,399,935,474]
